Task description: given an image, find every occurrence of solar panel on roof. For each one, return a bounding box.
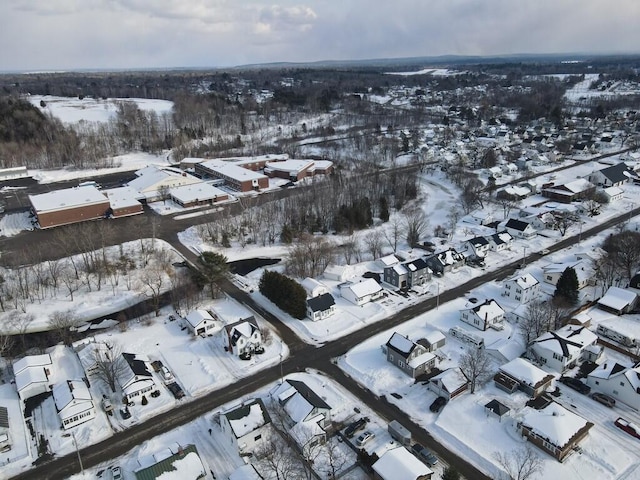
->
[0,406,9,428]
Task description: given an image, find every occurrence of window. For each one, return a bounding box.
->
[516,289,522,294]
[546,275,552,281]
[398,360,405,368]
[254,434,262,441]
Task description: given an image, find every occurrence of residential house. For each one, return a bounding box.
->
[224,317,263,358]
[133,444,207,480]
[460,299,505,331]
[339,278,384,306]
[502,273,541,304]
[542,261,592,290]
[587,361,640,409]
[420,330,446,352]
[428,368,470,401]
[487,231,513,252]
[464,236,490,259]
[220,398,272,454]
[121,353,156,403]
[425,248,465,275]
[461,210,494,226]
[603,186,624,202]
[518,402,593,462]
[597,286,638,315]
[306,293,336,321]
[383,258,431,289]
[494,358,554,398]
[372,446,433,480]
[385,332,437,378]
[504,218,536,239]
[377,254,400,270]
[300,277,329,298]
[528,325,601,373]
[185,309,220,336]
[588,162,634,187]
[323,264,355,282]
[52,380,96,430]
[13,354,53,402]
[541,178,596,203]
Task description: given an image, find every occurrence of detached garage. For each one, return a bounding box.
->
[29,186,110,229]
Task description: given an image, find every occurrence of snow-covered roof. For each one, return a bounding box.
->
[424,330,446,346]
[387,332,415,355]
[199,159,268,181]
[185,309,214,328]
[408,351,435,369]
[378,254,400,267]
[13,354,52,375]
[509,273,539,290]
[431,368,468,393]
[103,186,144,209]
[300,277,328,297]
[128,165,201,193]
[225,399,269,438]
[372,447,433,480]
[343,278,382,297]
[134,445,206,479]
[170,182,228,203]
[392,264,408,275]
[562,178,595,193]
[532,325,597,357]
[466,299,504,319]
[598,286,638,311]
[229,464,263,480]
[604,186,624,197]
[521,402,592,448]
[500,358,552,387]
[588,361,635,381]
[52,380,93,419]
[598,314,640,339]
[15,367,48,393]
[29,186,108,213]
[265,159,314,173]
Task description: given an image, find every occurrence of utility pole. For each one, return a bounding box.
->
[71,431,83,474]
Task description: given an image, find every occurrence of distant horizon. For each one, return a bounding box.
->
[3,51,640,76]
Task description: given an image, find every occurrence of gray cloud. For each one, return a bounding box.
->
[0,0,638,71]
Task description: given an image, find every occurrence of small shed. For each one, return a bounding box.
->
[419,331,446,352]
[484,399,510,422]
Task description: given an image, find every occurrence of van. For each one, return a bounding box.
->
[388,420,412,446]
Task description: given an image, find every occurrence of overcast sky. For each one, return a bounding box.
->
[2,0,639,72]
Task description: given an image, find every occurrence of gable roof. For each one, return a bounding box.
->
[598,286,638,311]
[532,325,597,358]
[372,447,433,480]
[500,358,554,388]
[467,236,490,247]
[521,402,592,449]
[134,444,205,480]
[13,354,52,375]
[485,399,510,417]
[224,398,271,438]
[505,218,531,231]
[467,299,504,319]
[598,163,632,183]
[285,379,330,411]
[307,293,335,313]
[508,273,540,290]
[386,332,418,357]
[185,309,214,329]
[123,353,152,377]
[225,317,259,345]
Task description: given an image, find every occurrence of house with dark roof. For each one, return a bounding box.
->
[541,178,596,203]
[121,353,156,403]
[587,361,640,409]
[385,332,436,378]
[504,218,536,239]
[425,248,465,275]
[464,236,490,259]
[306,293,336,321]
[588,163,634,187]
[224,317,262,358]
[220,398,272,454]
[528,325,601,373]
[383,257,431,289]
[484,399,510,422]
[134,444,206,480]
[487,231,513,252]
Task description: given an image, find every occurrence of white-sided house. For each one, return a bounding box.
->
[323,264,355,282]
[528,325,601,373]
[220,398,273,454]
[185,309,220,336]
[339,278,384,306]
[488,231,513,252]
[385,332,437,378]
[460,299,505,331]
[465,236,490,259]
[120,353,155,403]
[603,186,624,202]
[587,361,640,409]
[224,316,263,357]
[502,273,541,304]
[300,277,329,298]
[13,354,53,402]
[518,402,593,462]
[372,446,433,480]
[52,380,96,430]
[428,367,470,401]
[597,286,638,315]
[504,218,536,239]
[306,293,336,321]
[542,261,592,290]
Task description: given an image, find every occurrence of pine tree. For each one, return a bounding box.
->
[441,466,460,480]
[554,266,579,306]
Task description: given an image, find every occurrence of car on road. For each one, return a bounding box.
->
[344,418,367,438]
[591,392,616,408]
[559,376,591,394]
[538,249,550,255]
[355,430,375,448]
[615,417,640,439]
[429,396,447,413]
[411,443,438,466]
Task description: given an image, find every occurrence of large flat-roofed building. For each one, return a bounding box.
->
[103,186,145,218]
[29,186,111,229]
[169,183,229,207]
[195,159,269,192]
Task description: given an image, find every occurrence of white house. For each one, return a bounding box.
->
[587,361,640,409]
[528,325,601,373]
[323,264,355,282]
[372,446,433,480]
[220,398,272,454]
[459,299,505,331]
[185,309,220,336]
[224,317,263,357]
[306,293,336,321]
[603,186,624,202]
[300,278,329,298]
[52,380,96,430]
[13,354,53,402]
[542,261,592,289]
[428,368,470,401]
[502,273,541,304]
[504,218,536,239]
[120,353,156,402]
[487,231,513,252]
[339,278,384,306]
[465,236,490,258]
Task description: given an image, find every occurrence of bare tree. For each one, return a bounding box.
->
[494,197,518,220]
[157,184,171,204]
[494,446,543,480]
[383,216,403,252]
[363,230,384,260]
[519,300,551,345]
[48,309,80,346]
[92,342,128,393]
[593,254,617,292]
[403,208,429,247]
[459,345,493,393]
[553,211,578,237]
[9,312,34,352]
[138,266,166,317]
[0,333,14,367]
[255,437,304,480]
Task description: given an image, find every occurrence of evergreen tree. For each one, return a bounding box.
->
[441,467,461,480]
[379,196,390,222]
[259,271,307,319]
[554,266,579,306]
[198,251,229,298]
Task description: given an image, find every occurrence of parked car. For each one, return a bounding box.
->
[344,418,367,438]
[411,443,438,466]
[429,396,447,413]
[591,392,616,408]
[119,406,131,420]
[559,376,591,394]
[161,366,173,381]
[111,466,122,480]
[355,430,375,448]
[615,417,640,439]
[166,382,185,399]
